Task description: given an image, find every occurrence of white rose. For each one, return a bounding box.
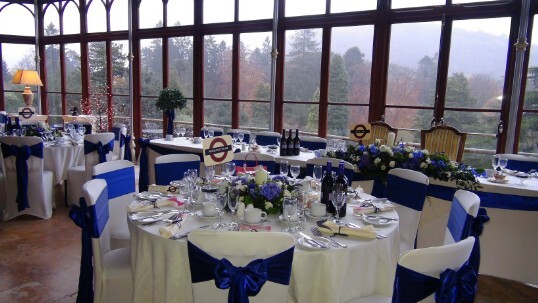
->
[381,165,386,170]
[239,196,244,202]
[379,145,387,152]
[423,149,429,155]
[420,162,428,169]
[374,157,381,164]
[446,172,451,178]
[363,151,368,156]
[283,190,291,197]
[426,159,431,164]
[264,202,273,209]
[409,154,414,159]
[388,149,394,156]
[389,161,395,168]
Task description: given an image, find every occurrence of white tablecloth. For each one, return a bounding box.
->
[128,200,399,303]
[43,144,84,184]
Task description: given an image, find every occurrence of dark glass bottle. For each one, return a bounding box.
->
[330,161,348,217]
[280,129,287,156]
[6,117,12,135]
[293,129,300,156]
[320,161,334,213]
[286,129,293,156]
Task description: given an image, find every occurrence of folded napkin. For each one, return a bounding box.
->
[353,201,395,215]
[148,184,179,194]
[318,220,377,239]
[158,213,189,238]
[239,224,272,232]
[128,198,182,212]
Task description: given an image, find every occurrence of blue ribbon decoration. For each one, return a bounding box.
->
[122,134,132,161]
[392,263,477,303]
[301,140,327,150]
[468,208,490,275]
[255,135,279,147]
[93,166,135,199]
[166,109,175,136]
[69,188,108,303]
[111,127,123,146]
[154,160,200,186]
[447,197,473,243]
[506,159,538,173]
[188,241,294,303]
[84,139,114,164]
[386,174,428,211]
[1,142,44,212]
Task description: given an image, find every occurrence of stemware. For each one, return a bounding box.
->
[205,166,215,183]
[280,160,289,177]
[228,188,240,228]
[212,192,228,229]
[179,127,186,137]
[238,133,244,143]
[232,132,239,143]
[226,162,236,179]
[499,157,508,172]
[208,130,214,138]
[313,164,323,198]
[332,191,346,224]
[190,186,202,213]
[78,126,86,137]
[290,165,300,185]
[292,190,306,231]
[283,197,298,233]
[202,129,208,139]
[491,155,500,172]
[182,171,196,213]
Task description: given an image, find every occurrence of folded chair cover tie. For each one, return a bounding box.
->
[84,139,114,163]
[469,208,490,275]
[138,138,151,191]
[447,197,473,243]
[122,134,132,161]
[1,143,43,211]
[392,263,477,303]
[188,241,294,303]
[166,110,175,135]
[111,127,123,146]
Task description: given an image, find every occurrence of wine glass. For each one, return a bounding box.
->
[491,155,500,172]
[179,127,186,138]
[313,164,323,198]
[238,133,244,143]
[292,190,306,231]
[182,171,196,213]
[290,165,300,185]
[202,129,208,139]
[205,166,215,183]
[78,126,86,137]
[283,197,298,233]
[499,157,508,172]
[226,162,236,179]
[232,132,239,143]
[190,186,202,214]
[212,192,228,229]
[208,130,214,138]
[332,191,346,224]
[280,160,289,177]
[228,188,240,228]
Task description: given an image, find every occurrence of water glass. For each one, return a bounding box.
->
[202,129,208,139]
[280,160,289,177]
[78,126,85,136]
[290,165,300,184]
[179,127,186,137]
[205,166,215,182]
[228,188,240,228]
[208,130,214,138]
[232,132,239,143]
[491,155,500,171]
[226,162,236,178]
[283,197,298,233]
[332,192,346,224]
[238,133,244,143]
[499,157,508,171]
[213,193,228,229]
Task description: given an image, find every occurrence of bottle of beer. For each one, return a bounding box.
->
[330,161,348,217]
[280,129,287,156]
[320,161,334,213]
[293,129,301,156]
[286,129,293,156]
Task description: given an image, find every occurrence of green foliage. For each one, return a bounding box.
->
[328,53,349,136]
[156,88,187,111]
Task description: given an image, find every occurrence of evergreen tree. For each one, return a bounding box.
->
[328,53,349,136]
[306,88,320,132]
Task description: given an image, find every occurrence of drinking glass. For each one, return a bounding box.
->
[232,132,239,143]
[491,155,500,172]
[202,129,208,139]
[313,164,323,198]
[332,191,346,224]
[213,192,228,229]
[205,166,215,183]
[238,133,244,143]
[280,160,289,177]
[292,190,306,231]
[182,171,196,213]
[283,197,298,233]
[499,157,508,172]
[228,188,240,228]
[190,186,202,213]
[226,162,236,178]
[208,130,214,138]
[78,126,85,136]
[290,165,300,184]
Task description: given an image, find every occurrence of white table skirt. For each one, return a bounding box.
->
[128,202,399,303]
[43,144,84,184]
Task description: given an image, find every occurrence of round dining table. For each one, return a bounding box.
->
[43,142,84,185]
[127,195,400,303]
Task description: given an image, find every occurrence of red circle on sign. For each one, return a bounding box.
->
[352,124,368,139]
[209,137,228,162]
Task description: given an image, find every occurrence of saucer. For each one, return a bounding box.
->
[194,211,218,220]
[239,217,267,226]
[305,211,329,220]
[297,236,330,250]
[487,177,509,184]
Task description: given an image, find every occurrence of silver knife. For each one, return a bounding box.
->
[363,215,398,221]
[299,232,327,248]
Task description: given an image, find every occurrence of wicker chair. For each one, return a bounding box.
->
[421,125,467,162]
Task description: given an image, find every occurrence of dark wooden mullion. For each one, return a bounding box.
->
[106,40,113,129]
[106,0,111,32]
[132,1,143,143]
[38,3,48,114]
[161,37,169,137]
[192,0,204,134]
[273,0,286,132]
[232,33,240,129]
[433,14,452,123]
[163,0,168,27]
[318,27,331,138]
[80,0,90,114]
[0,45,4,110]
[60,43,67,115]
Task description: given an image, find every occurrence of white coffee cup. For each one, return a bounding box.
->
[485,169,495,178]
[244,207,267,224]
[193,137,202,144]
[282,209,298,221]
[310,203,326,217]
[202,202,217,217]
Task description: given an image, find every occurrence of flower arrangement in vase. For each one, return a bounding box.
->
[156,88,187,141]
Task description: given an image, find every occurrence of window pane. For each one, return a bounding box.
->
[110,0,128,31]
[47,93,62,124]
[112,95,131,125]
[142,97,162,138]
[284,29,322,102]
[112,41,129,95]
[139,0,163,28]
[176,99,194,123]
[0,3,34,36]
[141,38,163,96]
[331,0,376,13]
[204,35,232,99]
[284,103,313,134]
[239,0,273,21]
[239,101,270,130]
[240,32,272,100]
[392,0,445,9]
[204,0,233,24]
[65,43,82,93]
[205,100,231,127]
[168,0,194,26]
[87,0,106,33]
[520,17,538,154]
[43,4,60,36]
[88,41,107,90]
[386,108,434,144]
[519,113,538,153]
[286,0,325,17]
[45,44,61,92]
[63,1,80,35]
[2,44,36,92]
[327,105,350,137]
[169,36,194,98]
[67,93,82,117]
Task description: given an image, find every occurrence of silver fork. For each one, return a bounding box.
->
[310,227,347,248]
[170,225,211,240]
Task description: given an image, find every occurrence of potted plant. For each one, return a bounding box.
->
[156,88,187,141]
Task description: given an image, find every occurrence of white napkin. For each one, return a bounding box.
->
[158,213,188,238]
[353,201,395,215]
[128,199,175,212]
[318,220,377,239]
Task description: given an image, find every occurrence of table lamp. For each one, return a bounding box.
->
[11,69,43,107]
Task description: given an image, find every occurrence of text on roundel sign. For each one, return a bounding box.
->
[350,124,370,139]
[204,137,232,162]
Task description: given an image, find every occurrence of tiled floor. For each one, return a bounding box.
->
[1,197,537,302]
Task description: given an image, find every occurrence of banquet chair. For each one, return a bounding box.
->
[443,190,480,245]
[226,128,251,144]
[348,237,476,303]
[71,179,132,303]
[154,154,201,185]
[111,123,127,161]
[386,168,429,254]
[0,136,53,220]
[67,133,115,206]
[93,160,136,249]
[187,230,295,303]
[200,126,224,137]
[301,135,327,150]
[497,153,538,172]
[255,131,281,146]
[359,121,398,146]
[305,157,354,186]
[232,151,275,174]
[421,125,467,162]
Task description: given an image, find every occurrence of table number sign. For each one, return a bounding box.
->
[202,135,234,166]
[18,106,36,120]
[349,123,372,141]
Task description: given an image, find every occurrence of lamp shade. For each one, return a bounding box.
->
[11,70,43,86]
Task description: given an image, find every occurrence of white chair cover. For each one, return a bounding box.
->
[386,168,429,254]
[443,190,480,245]
[187,231,295,303]
[93,160,136,249]
[67,133,115,206]
[0,136,53,220]
[111,123,127,161]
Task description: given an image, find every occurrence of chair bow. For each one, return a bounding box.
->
[435,264,477,303]
[468,208,490,275]
[1,143,43,212]
[166,109,175,135]
[122,134,132,161]
[84,139,114,163]
[138,138,151,191]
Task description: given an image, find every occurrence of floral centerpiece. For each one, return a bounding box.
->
[228,173,294,214]
[326,142,482,190]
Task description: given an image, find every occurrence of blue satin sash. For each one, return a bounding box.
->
[111,127,124,146]
[447,197,473,243]
[122,135,132,161]
[1,142,44,212]
[392,263,477,303]
[155,160,200,185]
[301,140,327,150]
[166,110,175,135]
[93,166,135,199]
[84,139,114,164]
[469,208,489,275]
[386,174,428,211]
[188,241,294,303]
[69,188,109,303]
[505,159,538,173]
[255,135,279,146]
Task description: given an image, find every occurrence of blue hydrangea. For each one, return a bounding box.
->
[271,175,289,184]
[260,183,282,201]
